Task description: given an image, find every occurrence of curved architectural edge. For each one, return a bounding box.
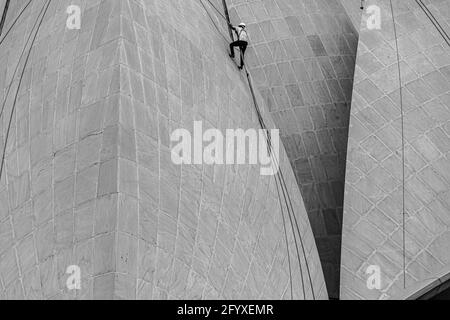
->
[401,263,450,300]
[226,0,358,298]
[339,0,364,33]
[341,0,450,300]
[0,0,327,300]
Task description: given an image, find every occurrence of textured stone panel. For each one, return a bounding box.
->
[339,0,364,32]
[0,0,326,300]
[227,0,358,298]
[341,0,450,300]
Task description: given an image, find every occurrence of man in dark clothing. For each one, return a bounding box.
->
[229,22,248,70]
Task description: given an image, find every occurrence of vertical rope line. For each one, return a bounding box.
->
[389,0,406,289]
[204,0,227,21]
[278,169,316,299]
[254,85,303,298]
[275,155,307,299]
[246,68,317,299]
[415,0,450,46]
[0,0,47,121]
[274,167,294,299]
[198,0,229,42]
[0,0,52,182]
[0,0,10,36]
[220,0,234,41]
[199,0,317,299]
[0,0,33,46]
[246,69,306,298]
[246,69,316,299]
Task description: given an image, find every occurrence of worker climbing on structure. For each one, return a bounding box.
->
[228,22,248,70]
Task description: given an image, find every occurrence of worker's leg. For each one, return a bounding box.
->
[239,43,248,69]
[229,41,240,58]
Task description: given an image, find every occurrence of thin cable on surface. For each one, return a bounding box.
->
[0,0,33,46]
[389,0,407,290]
[415,0,450,47]
[197,0,315,299]
[244,65,300,298]
[278,166,316,299]
[276,157,307,299]
[220,0,235,42]
[0,0,52,182]
[249,80,306,299]
[245,66,316,300]
[0,0,11,36]
[204,0,228,22]
[0,0,48,122]
[273,167,294,299]
[198,0,229,43]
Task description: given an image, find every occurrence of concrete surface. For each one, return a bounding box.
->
[341,0,450,300]
[0,0,327,300]
[339,0,364,32]
[226,0,358,298]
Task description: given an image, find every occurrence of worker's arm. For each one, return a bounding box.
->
[228,23,236,31]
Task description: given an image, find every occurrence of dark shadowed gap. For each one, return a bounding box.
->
[417,279,450,300]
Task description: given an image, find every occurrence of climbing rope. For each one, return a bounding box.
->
[0,0,52,182]
[244,69,304,299]
[0,0,48,123]
[0,0,10,36]
[197,0,229,43]
[244,65,316,300]
[415,0,450,47]
[389,0,407,290]
[204,0,228,22]
[200,0,316,296]
[203,0,317,299]
[0,0,33,46]
[273,164,294,299]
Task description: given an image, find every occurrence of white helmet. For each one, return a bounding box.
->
[239,22,246,28]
